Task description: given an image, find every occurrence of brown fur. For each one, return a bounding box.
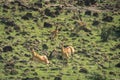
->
[61,44,75,59]
[50,26,59,40]
[31,49,50,64]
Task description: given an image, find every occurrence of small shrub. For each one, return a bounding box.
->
[100,27,112,41]
[87,72,106,80]
[100,25,120,41]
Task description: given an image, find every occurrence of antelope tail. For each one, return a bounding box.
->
[68,46,75,54]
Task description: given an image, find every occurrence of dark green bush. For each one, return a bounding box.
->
[100,25,120,41]
[87,72,106,80]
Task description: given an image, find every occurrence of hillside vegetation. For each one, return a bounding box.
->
[0,0,120,80]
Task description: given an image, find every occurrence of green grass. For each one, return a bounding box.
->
[0,0,120,80]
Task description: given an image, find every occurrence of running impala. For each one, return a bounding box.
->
[31,49,50,64]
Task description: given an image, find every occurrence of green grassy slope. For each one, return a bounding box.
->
[0,0,120,80]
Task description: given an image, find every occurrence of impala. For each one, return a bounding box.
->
[60,43,75,59]
[31,49,50,64]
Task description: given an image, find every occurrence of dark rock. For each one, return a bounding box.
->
[0,17,16,26]
[3,4,10,9]
[19,60,27,64]
[22,77,40,80]
[22,13,33,20]
[44,8,56,17]
[55,6,62,16]
[76,0,84,6]
[4,60,15,69]
[81,27,91,32]
[72,66,78,70]
[34,2,42,8]
[51,67,61,71]
[7,36,14,40]
[33,72,38,76]
[14,25,20,31]
[115,44,120,49]
[93,12,99,17]
[0,55,4,60]
[115,62,120,68]
[115,1,120,8]
[9,77,15,80]
[85,10,91,16]
[90,0,97,5]
[29,6,39,11]
[54,76,62,80]
[84,0,96,6]
[102,16,113,22]
[3,46,13,52]
[84,0,91,6]
[50,0,56,3]
[109,71,116,76]
[13,56,19,60]
[10,69,18,75]
[92,20,100,26]
[70,33,79,37]
[48,49,59,59]
[79,68,88,73]
[24,54,31,57]
[42,44,48,50]
[44,22,52,28]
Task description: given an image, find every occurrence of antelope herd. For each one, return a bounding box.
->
[30,43,75,64]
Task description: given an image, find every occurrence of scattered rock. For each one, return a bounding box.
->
[51,67,61,71]
[19,60,27,64]
[54,76,62,80]
[92,20,100,26]
[7,36,14,40]
[3,46,13,52]
[22,77,40,80]
[93,12,99,17]
[76,0,84,6]
[79,68,88,73]
[4,60,15,70]
[85,10,91,16]
[44,8,56,17]
[115,62,120,68]
[34,2,42,8]
[70,33,79,37]
[10,69,18,75]
[84,0,97,6]
[22,13,34,20]
[114,44,120,49]
[42,44,48,50]
[0,55,4,61]
[24,54,31,57]
[9,77,15,80]
[14,25,20,31]
[50,0,56,3]
[72,66,78,70]
[0,17,17,26]
[55,6,62,16]
[109,71,116,76]
[13,56,19,60]
[44,22,52,28]
[102,16,113,22]
[3,4,10,9]
[32,72,38,76]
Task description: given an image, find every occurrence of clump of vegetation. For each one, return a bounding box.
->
[87,72,106,80]
[100,25,120,41]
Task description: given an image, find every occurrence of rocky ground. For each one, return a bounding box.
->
[0,0,120,80]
